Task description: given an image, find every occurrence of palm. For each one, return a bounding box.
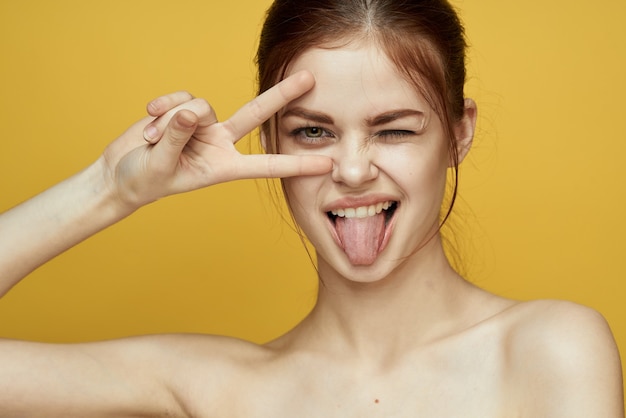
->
[103,71,331,209]
[172,122,250,188]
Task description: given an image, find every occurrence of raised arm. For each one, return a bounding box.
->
[0,71,331,296]
[0,71,331,416]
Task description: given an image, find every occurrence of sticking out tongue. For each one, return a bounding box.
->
[335,212,386,265]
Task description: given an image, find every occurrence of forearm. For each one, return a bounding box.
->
[0,77,330,297]
[0,157,135,295]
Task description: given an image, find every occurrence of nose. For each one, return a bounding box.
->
[330,140,379,188]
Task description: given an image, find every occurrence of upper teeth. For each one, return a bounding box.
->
[330,201,393,219]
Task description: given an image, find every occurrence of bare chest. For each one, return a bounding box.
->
[201,343,512,418]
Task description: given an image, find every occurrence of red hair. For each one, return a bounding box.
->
[257,0,468,227]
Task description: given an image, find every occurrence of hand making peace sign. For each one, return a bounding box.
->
[101,71,332,210]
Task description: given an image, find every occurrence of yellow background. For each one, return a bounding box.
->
[0,0,624,400]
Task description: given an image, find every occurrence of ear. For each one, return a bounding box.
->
[451,98,477,166]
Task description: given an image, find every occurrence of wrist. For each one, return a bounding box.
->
[89,156,141,223]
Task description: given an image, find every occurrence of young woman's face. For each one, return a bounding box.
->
[278,42,453,282]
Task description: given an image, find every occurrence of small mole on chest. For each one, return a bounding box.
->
[374,399,380,404]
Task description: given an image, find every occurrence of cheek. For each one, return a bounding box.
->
[379,145,449,192]
[281,177,327,246]
[282,177,316,218]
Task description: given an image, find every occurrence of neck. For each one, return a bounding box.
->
[300,238,482,362]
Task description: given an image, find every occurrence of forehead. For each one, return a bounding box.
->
[283,43,430,115]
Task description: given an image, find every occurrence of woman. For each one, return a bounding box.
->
[0,0,623,416]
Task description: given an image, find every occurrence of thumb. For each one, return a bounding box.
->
[151,109,198,169]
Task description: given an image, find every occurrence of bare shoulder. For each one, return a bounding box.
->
[500,300,624,417]
[502,299,617,342]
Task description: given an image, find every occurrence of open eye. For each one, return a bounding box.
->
[289,126,334,145]
[302,127,324,138]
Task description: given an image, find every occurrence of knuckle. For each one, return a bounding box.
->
[166,131,187,148]
[164,91,195,109]
[192,98,214,114]
[266,154,279,177]
[178,90,194,100]
[151,91,197,114]
[247,99,265,124]
[220,119,238,138]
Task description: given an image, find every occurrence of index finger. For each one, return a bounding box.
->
[221,71,315,141]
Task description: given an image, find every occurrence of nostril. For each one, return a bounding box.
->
[331,157,378,187]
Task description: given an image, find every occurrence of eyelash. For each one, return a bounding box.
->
[375,130,415,141]
[288,126,417,145]
[289,126,334,144]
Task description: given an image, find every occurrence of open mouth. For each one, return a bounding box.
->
[325,201,398,265]
[326,200,398,224]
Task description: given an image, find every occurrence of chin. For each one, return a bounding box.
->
[316,251,404,285]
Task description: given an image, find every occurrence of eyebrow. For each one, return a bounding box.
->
[366,109,425,127]
[281,107,425,127]
[281,107,334,124]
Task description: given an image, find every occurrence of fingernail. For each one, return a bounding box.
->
[144,125,158,141]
